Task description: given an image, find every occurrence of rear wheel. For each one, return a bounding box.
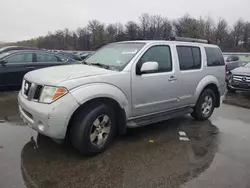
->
[191,89,215,121]
[70,103,116,156]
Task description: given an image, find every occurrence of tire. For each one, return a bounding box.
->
[227,84,236,93]
[191,89,215,121]
[70,103,116,156]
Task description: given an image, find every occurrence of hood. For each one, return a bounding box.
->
[24,64,116,86]
[231,66,250,76]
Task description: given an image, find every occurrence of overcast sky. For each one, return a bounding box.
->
[0,0,250,42]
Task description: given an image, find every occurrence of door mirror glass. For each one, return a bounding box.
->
[140,61,159,74]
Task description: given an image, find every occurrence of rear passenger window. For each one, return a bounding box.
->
[36,53,59,62]
[177,46,201,70]
[205,47,225,66]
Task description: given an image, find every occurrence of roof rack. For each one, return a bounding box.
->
[168,36,211,44]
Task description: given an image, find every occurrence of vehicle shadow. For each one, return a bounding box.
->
[21,116,220,188]
[223,91,250,109]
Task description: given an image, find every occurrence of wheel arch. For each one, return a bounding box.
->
[66,83,130,138]
[195,76,221,108]
[67,97,127,138]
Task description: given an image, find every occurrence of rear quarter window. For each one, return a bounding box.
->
[205,47,225,66]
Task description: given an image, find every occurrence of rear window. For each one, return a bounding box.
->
[205,47,225,66]
[177,46,201,70]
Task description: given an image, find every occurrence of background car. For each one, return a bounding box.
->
[0,50,78,90]
[227,62,250,92]
[225,55,242,72]
[0,46,41,54]
[57,51,83,61]
[79,52,94,60]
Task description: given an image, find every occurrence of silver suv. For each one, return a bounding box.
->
[18,38,226,155]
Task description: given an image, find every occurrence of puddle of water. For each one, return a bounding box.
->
[0,115,221,188]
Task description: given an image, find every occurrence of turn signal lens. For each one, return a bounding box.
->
[39,86,68,104]
[52,88,68,101]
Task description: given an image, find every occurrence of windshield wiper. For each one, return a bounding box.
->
[89,63,110,70]
[81,61,89,65]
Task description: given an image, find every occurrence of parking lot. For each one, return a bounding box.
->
[0,91,249,188]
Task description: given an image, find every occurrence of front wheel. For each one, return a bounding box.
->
[191,89,215,121]
[70,104,116,156]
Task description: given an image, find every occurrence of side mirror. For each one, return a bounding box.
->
[0,60,7,66]
[140,61,159,74]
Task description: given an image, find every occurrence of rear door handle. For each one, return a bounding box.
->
[168,76,177,81]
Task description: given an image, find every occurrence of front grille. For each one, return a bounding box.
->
[23,80,32,97]
[233,74,250,83]
[22,80,43,101]
[33,85,43,100]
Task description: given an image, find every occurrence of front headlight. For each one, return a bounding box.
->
[39,86,68,104]
[228,73,233,83]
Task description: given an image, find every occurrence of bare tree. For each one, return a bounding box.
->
[154,15,164,39]
[64,28,70,49]
[215,18,229,44]
[88,20,103,48]
[162,18,172,39]
[72,31,78,50]
[149,15,158,39]
[106,24,117,43]
[139,13,150,39]
[243,22,250,49]
[204,17,215,41]
[12,13,250,52]
[125,21,140,40]
[77,27,90,50]
[115,23,126,41]
[173,15,200,38]
[232,19,245,46]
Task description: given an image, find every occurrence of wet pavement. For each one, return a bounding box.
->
[0,92,250,188]
[223,91,250,109]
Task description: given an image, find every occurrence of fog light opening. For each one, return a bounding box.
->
[38,122,45,132]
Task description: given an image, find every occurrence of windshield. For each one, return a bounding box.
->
[244,62,250,67]
[84,43,145,71]
[0,52,10,59]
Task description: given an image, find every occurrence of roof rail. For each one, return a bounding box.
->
[168,36,211,44]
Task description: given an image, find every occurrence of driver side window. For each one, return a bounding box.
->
[6,53,33,64]
[137,45,172,74]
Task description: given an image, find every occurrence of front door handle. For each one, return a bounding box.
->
[168,76,177,81]
[26,67,35,69]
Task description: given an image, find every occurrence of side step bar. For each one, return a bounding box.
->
[127,107,193,128]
